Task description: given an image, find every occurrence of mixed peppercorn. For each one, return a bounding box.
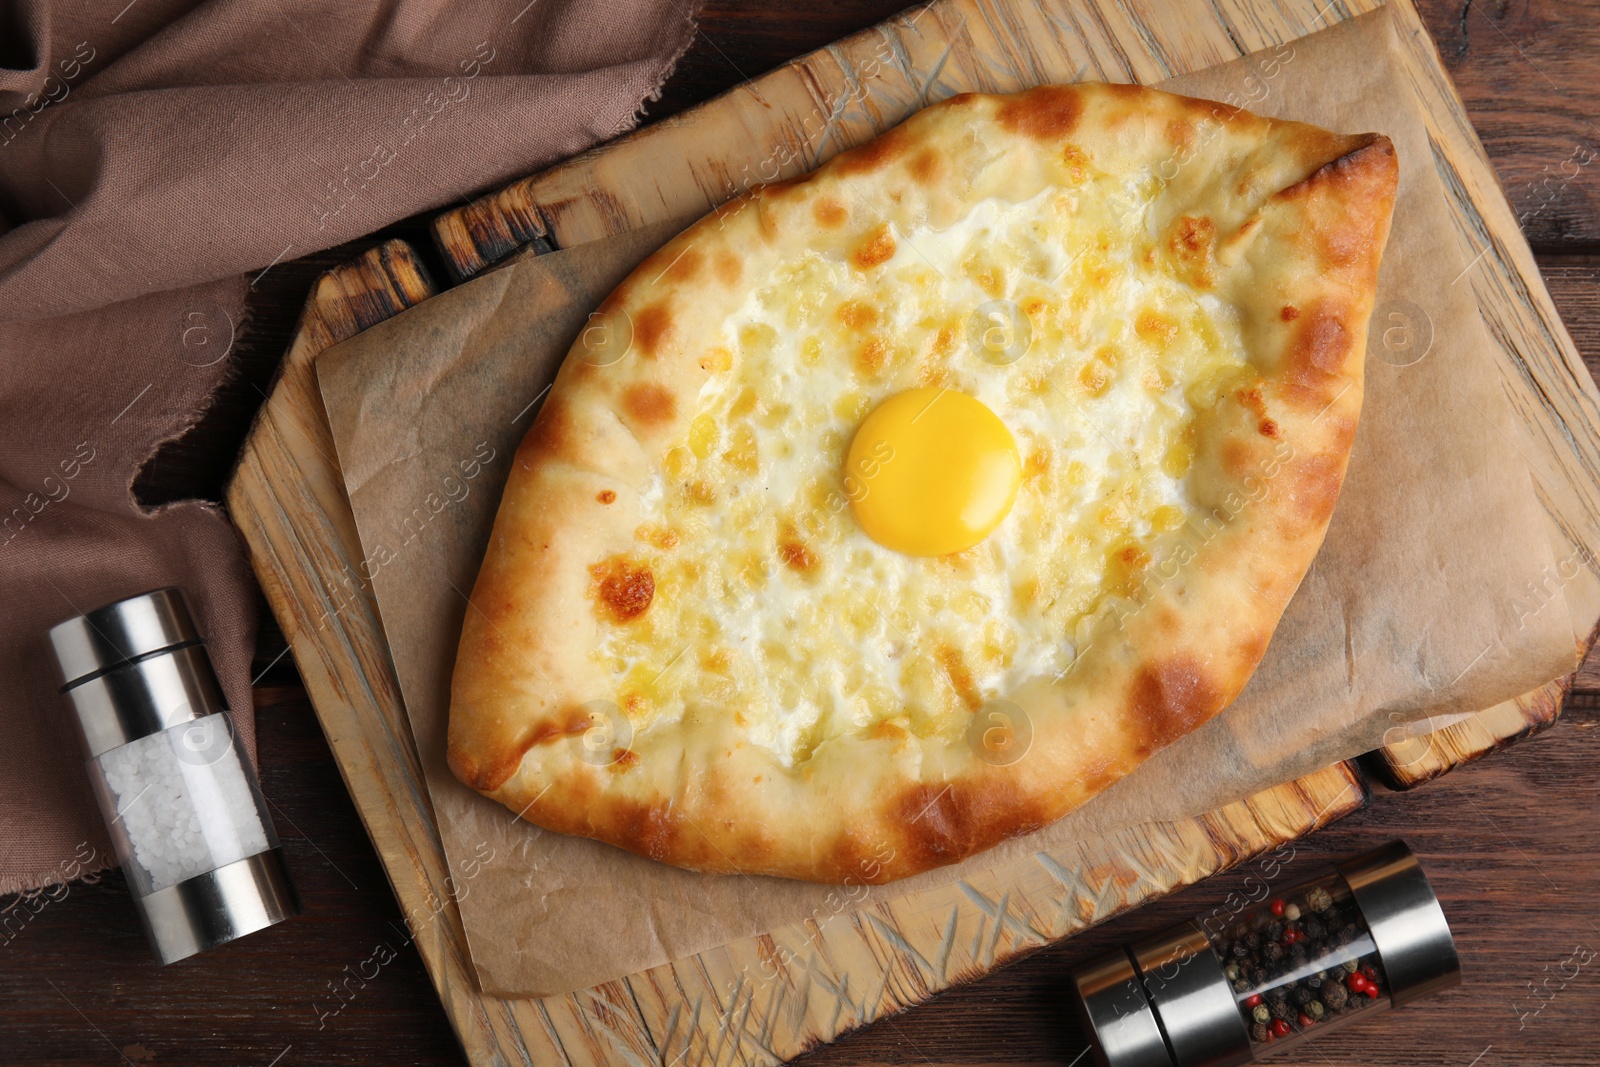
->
[1209,880,1388,1045]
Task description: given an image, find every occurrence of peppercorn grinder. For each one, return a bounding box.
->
[1070,841,1459,1066]
[49,588,300,964]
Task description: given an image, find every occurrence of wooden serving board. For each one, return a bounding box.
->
[233,233,1370,1067]
[1364,674,1572,789]
[225,1,1599,1064]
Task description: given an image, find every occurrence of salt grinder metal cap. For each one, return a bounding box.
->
[1070,841,1460,1066]
[49,588,300,964]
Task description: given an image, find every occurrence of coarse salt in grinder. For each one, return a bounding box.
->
[48,588,300,964]
[1070,840,1460,1066]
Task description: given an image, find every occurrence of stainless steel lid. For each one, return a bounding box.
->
[48,588,202,687]
[1129,921,1252,1067]
[1071,946,1173,1067]
[135,848,301,965]
[1337,841,1461,1006]
[48,590,223,756]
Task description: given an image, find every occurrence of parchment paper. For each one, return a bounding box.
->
[317,9,1583,997]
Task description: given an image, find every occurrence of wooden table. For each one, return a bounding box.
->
[6,3,1598,1064]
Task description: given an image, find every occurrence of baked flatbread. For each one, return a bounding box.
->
[448,84,1398,883]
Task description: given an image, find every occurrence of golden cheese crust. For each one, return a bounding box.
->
[448,84,1398,883]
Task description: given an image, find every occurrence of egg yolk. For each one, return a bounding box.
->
[845,387,1022,556]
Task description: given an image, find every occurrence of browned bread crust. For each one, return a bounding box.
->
[448,84,1398,883]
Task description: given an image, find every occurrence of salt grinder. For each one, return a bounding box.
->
[1070,841,1460,1066]
[49,588,300,964]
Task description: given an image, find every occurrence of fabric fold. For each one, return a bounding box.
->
[0,0,700,895]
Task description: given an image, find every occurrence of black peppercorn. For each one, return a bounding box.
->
[1209,877,1400,1049]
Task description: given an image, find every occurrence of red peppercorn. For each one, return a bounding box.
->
[1270,1018,1292,1038]
[1283,928,1301,946]
[1347,973,1368,993]
[1245,993,1263,1008]
[1361,964,1380,983]
[1298,1013,1314,1027]
[1271,899,1286,917]
[1363,983,1381,1000]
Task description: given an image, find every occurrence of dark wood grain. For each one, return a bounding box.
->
[8,2,1599,1064]
[1551,255,1600,690]
[1413,0,1600,250]
[644,1,914,124]
[6,694,1595,1066]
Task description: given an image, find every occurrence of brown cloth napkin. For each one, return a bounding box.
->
[0,0,698,894]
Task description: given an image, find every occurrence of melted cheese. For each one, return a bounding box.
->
[596,176,1250,766]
